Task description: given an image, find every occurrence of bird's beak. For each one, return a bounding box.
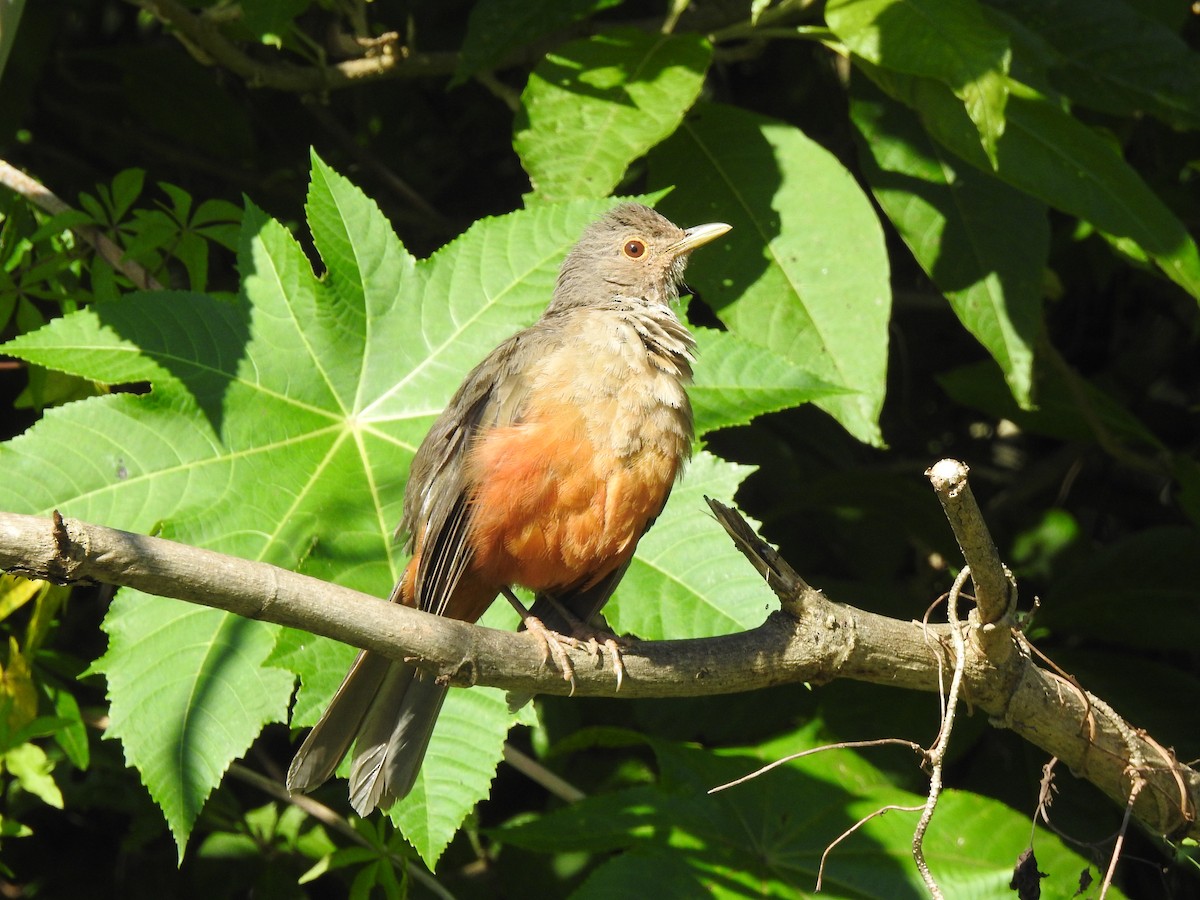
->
[671,221,732,256]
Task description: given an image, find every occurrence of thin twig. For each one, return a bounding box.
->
[709,0,823,42]
[473,69,522,113]
[816,804,926,891]
[708,738,925,794]
[661,0,689,34]
[0,158,163,291]
[1099,777,1143,899]
[502,744,586,803]
[1033,758,1059,840]
[1141,732,1197,829]
[912,566,971,899]
[920,590,953,727]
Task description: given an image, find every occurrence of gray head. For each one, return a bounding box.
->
[548,203,730,312]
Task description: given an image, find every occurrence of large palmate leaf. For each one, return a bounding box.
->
[650,102,892,447]
[0,167,618,856]
[0,155,821,863]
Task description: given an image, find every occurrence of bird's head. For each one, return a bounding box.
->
[550,203,730,311]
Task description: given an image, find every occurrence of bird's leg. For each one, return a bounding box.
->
[539,595,629,692]
[500,587,579,693]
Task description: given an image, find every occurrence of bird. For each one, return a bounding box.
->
[286,202,731,815]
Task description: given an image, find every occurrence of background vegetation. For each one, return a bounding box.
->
[0,0,1198,897]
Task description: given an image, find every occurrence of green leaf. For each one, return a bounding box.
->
[0,0,26,86]
[650,102,892,446]
[107,168,146,223]
[2,715,75,750]
[864,65,1200,302]
[14,296,43,334]
[93,596,294,858]
[455,0,625,84]
[1,156,689,860]
[689,325,848,436]
[4,742,62,808]
[351,859,402,900]
[496,732,1121,898]
[573,853,701,898]
[850,80,1046,407]
[77,191,106,226]
[988,0,1200,129]
[938,359,1162,450]
[46,682,89,770]
[608,453,770,639]
[0,813,32,840]
[515,28,711,201]
[826,0,1011,162]
[1041,527,1200,651]
[239,0,308,47]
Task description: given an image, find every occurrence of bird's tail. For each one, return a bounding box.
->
[286,650,447,815]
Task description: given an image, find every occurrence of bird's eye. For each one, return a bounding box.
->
[623,239,647,259]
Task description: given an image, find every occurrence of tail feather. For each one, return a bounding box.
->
[348,666,447,815]
[287,650,448,815]
[287,651,392,793]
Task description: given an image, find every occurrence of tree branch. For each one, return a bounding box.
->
[703,496,1198,845]
[127,0,458,92]
[0,510,918,699]
[0,494,1196,842]
[926,458,1011,626]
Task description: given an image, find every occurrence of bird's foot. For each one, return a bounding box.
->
[521,613,581,694]
[501,588,631,693]
[500,587,583,693]
[541,599,631,692]
[542,600,638,691]
[566,628,629,691]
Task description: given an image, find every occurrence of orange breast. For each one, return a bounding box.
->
[463,398,683,592]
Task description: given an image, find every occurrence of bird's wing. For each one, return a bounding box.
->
[400,330,540,615]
